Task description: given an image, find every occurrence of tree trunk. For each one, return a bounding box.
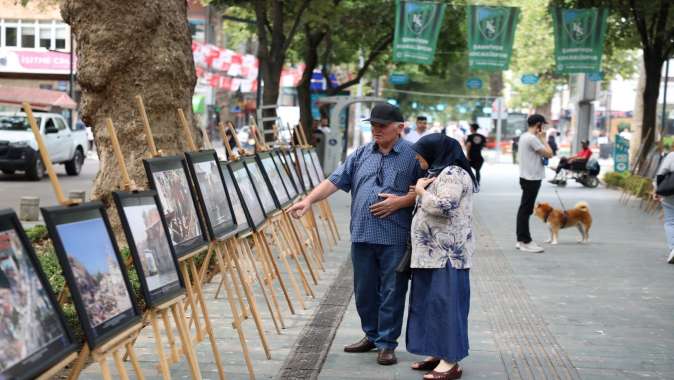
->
[636,57,664,173]
[297,29,325,144]
[61,0,198,206]
[534,102,552,122]
[260,60,282,142]
[489,72,503,97]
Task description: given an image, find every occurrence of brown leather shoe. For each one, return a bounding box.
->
[343,337,376,353]
[377,349,397,365]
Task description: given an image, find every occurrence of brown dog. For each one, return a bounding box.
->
[534,201,592,245]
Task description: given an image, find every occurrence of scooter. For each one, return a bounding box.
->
[549,158,600,188]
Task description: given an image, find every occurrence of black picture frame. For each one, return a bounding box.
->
[219,160,252,235]
[0,209,77,380]
[295,147,313,191]
[41,202,141,350]
[112,191,185,308]
[271,150,299,201]
[302,149,321,189]
[282,149,306,194]
[185,150,238,241]
[143,156,207,258]
[256,151,291,209]
[226,160,267,231]
[243,156,278,215]
[309,149,326,182]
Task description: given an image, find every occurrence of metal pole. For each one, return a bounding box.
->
[69,30,74,126]
[496,97,503,163]
[661,58,669,136]
[352,51,364,148]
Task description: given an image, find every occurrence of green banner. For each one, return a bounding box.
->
[467,6,520,71]
[393,0,446,65]
[551,7,608,74]
[614,134,629,173]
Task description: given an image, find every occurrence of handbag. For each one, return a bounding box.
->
[656,171,674,196]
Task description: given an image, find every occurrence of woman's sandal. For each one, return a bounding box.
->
[423,364,463,380]
[411,358,441,371]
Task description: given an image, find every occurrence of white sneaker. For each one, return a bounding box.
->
[516,242,521,250]
[667,249,674,264]
[519,241,544,253]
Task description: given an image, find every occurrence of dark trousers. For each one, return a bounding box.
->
[351,243,409,350]
[556,157,587,173]
[516,178,542,243]
[470,157,484,184]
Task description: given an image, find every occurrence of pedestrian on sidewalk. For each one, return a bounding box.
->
[288,103,421,365]
[465,123,486,184]
[405,115,431,143]
[653,145,674,264]
[516,114,553,253]
[406,134,477,380]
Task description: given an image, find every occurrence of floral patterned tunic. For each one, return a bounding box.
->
[411,166,475,269]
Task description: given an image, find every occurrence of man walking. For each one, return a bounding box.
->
[289,103,421,365]
[404,115,430,143]
[516,114,553,253]
[465,123,486,184]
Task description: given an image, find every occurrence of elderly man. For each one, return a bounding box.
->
[289,103,421,366]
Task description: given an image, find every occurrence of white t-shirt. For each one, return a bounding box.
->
[404,129,430,143]
[518,131,546,180]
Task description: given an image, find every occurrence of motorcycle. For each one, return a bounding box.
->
[549,158,600,188]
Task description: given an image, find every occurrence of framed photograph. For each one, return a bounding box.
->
[271,150,298,201]
[185,151,237,240]
[243,156,278,215]
[113,191,184,308]
[309,149,326,181]
[227,160,266,230]
[256,151,291,208]
[277,150,304,194]
[295,147,313,191]
[302,149,321,189]
[219,161,251,235]
[41,202,141,349]
[0,209,77,380]
[143,156,207,258]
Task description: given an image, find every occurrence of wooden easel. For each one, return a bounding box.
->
[25,102,146,380]
[177,110,266,376]
[106,118,202,380]
[135,96,227,380]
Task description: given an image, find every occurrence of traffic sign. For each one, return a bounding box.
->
[389,73,410,85]
[588,72,604,82]
[521,74,539,85]
[465,78,483,90]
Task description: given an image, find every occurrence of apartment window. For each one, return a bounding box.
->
[55,26,67,50]
[39,25,52,49]
[5,26,17,47]
[21,26,35,48]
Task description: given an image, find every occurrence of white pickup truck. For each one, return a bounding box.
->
[0,112,88,180]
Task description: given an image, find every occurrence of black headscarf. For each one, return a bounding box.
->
[411,133,479,190]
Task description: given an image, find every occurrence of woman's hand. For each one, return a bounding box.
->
[414,177,436,196]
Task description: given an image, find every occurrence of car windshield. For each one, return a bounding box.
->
[0,116,41,131]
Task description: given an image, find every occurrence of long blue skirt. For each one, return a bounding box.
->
[406,264,470,363]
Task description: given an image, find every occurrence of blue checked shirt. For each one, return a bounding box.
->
[328,138,423,246]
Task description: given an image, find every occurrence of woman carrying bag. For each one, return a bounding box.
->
[406,134,478,380]
[654,145,674,264]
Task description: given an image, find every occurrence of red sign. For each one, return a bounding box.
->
[0,48,77,74]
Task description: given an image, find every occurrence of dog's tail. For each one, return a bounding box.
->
[574,201,589,212]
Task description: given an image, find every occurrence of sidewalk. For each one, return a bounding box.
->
[319,163,674,380]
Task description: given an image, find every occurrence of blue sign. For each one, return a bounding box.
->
[389,73,410,85]
[465,78,483,90]
[588,72,604,82]
[614,134,629,173]
[521,74,539,85]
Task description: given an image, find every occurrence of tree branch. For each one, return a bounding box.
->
[629,0,651,52]
[325,32,393,94]
[653,0,671,59]
[254,0,270,58]
[283,0,311,52]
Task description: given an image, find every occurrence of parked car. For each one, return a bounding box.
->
[0,112,88,180]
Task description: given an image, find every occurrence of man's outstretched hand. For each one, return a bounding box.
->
[288,199,312,218]
[370,193,403,218]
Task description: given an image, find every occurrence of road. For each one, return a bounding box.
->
[0,152,99,216]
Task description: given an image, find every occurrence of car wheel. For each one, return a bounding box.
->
[26,155,45,181]
[65,148,84,176]
[1,169,15,175]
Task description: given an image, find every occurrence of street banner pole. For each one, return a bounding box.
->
[393,0,446,65]
[496,97,503,163]
[551,7,608,74]
[467,6,520,71]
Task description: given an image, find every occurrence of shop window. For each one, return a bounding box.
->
[21,26,35,48]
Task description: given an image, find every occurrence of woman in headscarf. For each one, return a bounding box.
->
[406,133,478,380]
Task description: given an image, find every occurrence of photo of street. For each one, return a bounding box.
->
[193,160,233,229]
[246,161,276,213]
[261,156,289,205]
[122,203,180,293]
[0,228,65,372]
[56,218,133,327]
[232,165,266,226]
[222,165,247,228]
[152,168,201,246]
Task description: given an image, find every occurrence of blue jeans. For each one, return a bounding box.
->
[351,243,409,350]
[663,202,674,250]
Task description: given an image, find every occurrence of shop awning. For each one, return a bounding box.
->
[0,85,77,110]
